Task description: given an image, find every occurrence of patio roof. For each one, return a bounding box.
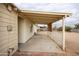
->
[18,10,72,24]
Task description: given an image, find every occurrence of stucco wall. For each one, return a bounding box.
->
[18,17,37,43]
[0,4,18,55]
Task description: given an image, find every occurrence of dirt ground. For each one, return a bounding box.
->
[65,32,79,54]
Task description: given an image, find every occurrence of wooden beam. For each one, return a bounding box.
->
[21,10,72,16]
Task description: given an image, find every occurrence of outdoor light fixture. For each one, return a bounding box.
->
[6,4,13,12]
[7,25,13,32]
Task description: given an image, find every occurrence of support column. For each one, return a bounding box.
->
[48,23,52,31]
[62,15,67,51]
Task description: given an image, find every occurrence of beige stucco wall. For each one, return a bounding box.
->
[18,17,38,43]
[0,4,18,55]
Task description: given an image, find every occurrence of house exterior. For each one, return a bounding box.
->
[0,3,18,55]
[0,3,38,55]
[0,3,71,56]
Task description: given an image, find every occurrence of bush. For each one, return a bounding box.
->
[65,26,72,31]
[57,27,62,31]
[74,23,79,29]
[57,26,72,32]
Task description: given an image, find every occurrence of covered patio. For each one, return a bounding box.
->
[18,10,71,51]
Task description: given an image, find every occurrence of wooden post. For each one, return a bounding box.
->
[62,15,67,51]
[48,23,52,32]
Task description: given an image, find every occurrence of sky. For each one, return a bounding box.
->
[14,3,79,28]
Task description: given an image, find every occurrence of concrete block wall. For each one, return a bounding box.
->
[48,31,63,48]
[0,4,18,55]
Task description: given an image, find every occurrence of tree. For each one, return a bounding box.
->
[74,23,79,29]
[65,26,72,31]
[57,26,72,32]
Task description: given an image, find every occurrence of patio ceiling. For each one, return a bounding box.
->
[19,10,71,24]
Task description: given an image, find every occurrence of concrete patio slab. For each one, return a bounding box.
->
[19,32,62,52]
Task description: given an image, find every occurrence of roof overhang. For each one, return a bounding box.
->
[19,10,72,24]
